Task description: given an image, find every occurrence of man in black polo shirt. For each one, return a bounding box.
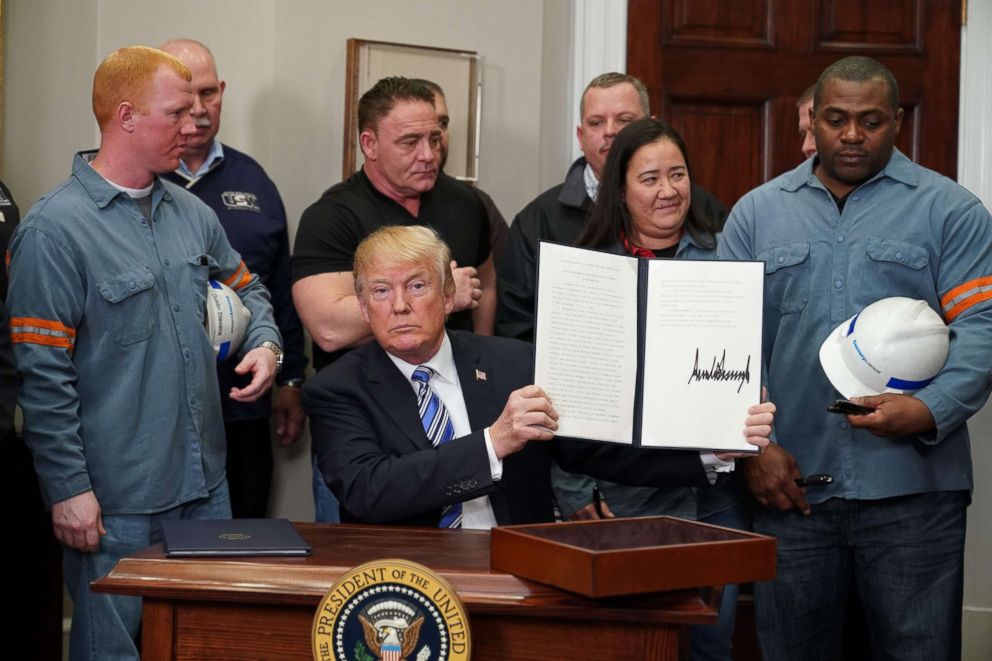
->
[411,78,510,262]
[292,77,495,373]
[292,77,495,522]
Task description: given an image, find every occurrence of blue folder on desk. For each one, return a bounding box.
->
[161,518,312,557]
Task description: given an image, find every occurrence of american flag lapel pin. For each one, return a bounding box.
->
[475,368,487,381]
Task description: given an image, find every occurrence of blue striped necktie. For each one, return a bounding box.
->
[411,366,462,528]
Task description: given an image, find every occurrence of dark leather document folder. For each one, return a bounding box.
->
[161,518,311,557]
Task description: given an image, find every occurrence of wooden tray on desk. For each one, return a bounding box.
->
[491,516,776,598]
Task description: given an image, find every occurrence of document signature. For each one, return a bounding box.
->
[687,348,751,393]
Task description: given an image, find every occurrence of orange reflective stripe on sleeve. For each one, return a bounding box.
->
[10,317,77,351]
[10,331,74,350]
[231,269,253,291]
[222,260,248,287]
[10,317,77,337]
[940,275,992,309]
[944,291,992,323]
[941,275,992,322]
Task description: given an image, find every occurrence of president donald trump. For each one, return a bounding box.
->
[304,225,774,527]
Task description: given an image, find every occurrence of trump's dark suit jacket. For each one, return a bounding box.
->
[304,330,710,527]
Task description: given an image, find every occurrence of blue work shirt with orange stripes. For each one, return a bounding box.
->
[6,153,281,513]
[719,149,992,503]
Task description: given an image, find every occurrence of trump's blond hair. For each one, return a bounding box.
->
[353,226,454,297]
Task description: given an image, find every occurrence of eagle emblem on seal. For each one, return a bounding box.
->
[358,599,426,661]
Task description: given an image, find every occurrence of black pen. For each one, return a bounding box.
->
[592,485,605,518]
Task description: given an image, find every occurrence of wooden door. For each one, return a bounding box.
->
[627,0,962,210]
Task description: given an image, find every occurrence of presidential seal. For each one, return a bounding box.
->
[312,559,470,661]
[218,532,250,541]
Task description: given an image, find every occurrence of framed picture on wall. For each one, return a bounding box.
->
[343,38,481,182]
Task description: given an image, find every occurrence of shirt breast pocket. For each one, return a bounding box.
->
[97,267,157,345]
[758,242,811,315]
[864,237,931,299]
[186,254,220,324]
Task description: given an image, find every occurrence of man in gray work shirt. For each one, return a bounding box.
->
[7,46,281,661]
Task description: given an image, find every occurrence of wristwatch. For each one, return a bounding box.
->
[258,340,284,374]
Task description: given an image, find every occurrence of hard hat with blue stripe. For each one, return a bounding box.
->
[205,279,251,361]
[819,297,949,398]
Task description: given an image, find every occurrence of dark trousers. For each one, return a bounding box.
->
[223,418,273,518]
[4,431,62,661]
[753,492,967,661]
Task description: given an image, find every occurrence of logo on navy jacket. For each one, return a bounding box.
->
[221,191,261,212]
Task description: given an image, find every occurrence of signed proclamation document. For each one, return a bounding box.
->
[534,242,763,453]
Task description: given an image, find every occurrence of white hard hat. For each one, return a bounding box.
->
[818,297,949,398]
[205,279,251,361]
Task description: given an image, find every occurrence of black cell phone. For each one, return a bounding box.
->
[827,399,875,415]
[795,474,833,488]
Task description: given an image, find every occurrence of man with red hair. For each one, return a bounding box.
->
[7,46,280,660]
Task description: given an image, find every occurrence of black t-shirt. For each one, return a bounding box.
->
[292,170,491,370]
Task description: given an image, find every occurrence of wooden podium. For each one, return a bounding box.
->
[93,522,762,660]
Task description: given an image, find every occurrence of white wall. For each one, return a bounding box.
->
[2,0,572,226]
[1,0,98,193]
[958,2,992,657]
[539,0,575,191]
